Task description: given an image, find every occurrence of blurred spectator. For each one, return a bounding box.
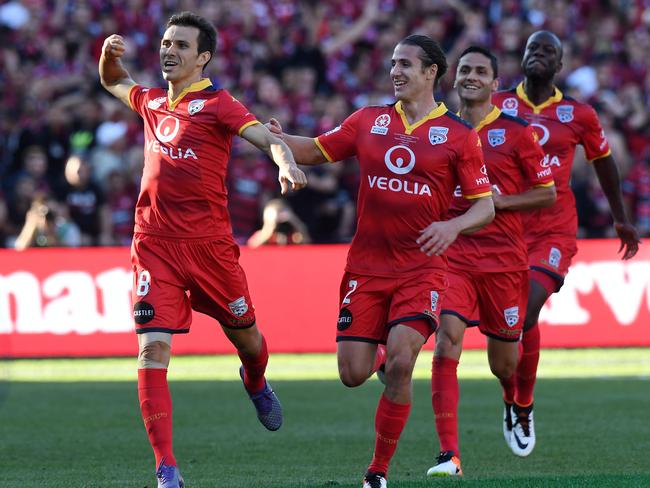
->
[14,196,81,250]
[56,154,112,246]
[623,154,650,237]
[1,0,650,246]
[247,198,311,247]
[105,169,137,246]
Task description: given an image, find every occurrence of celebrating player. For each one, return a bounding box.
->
[99,12,307,488]
[426,46,555,477]
[268,35,494,488]
[492,31,640,456]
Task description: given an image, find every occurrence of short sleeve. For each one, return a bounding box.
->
[314,109,363,162]
[580,105,611,161]
[217,90,260,135]
[518,124,555,188]
[128,85,150,116]
[455,129,493,199]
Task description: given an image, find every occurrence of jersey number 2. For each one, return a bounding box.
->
[342,279,358,304]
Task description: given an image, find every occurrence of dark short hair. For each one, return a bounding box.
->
[167,12,217,70]
[399,34,448,85]
[458,45,499,78]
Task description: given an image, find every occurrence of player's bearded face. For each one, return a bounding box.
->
[390,44,433,101]
[522,35,561,80]
[455,53,496,102]
[159,25,203,82]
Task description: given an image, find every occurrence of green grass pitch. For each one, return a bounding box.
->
[1,349,649,487]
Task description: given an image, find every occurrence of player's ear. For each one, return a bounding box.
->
[491,77,499,92]
[198,51,211,68]
[429,63,438,81]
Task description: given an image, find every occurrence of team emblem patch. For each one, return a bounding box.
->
[556,105,574,123]
[487,129,506,147]
[188,99,206,115]
[430,291,439,312]
[147,96,167,110]
[502,97,518,116]
[549,247,562,268]
[428,126,449,145]
[228,296,249,317]
[504,306,519,328]
[371,114,391,135]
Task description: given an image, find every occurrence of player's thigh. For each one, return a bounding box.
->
[137,332,172,368]
[131,235,193,334]
[337,340,379,386]
[186,238,257,330]
[388,270,448,342]
[475,271,528,343]
[386,323,427,374]
[336,272,391,344]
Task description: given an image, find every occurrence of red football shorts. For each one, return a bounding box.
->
[336,271,447,344]
[526,235,577,292]
[441,268,528,342]
[131,234,256,334]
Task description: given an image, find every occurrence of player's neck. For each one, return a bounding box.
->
[459,101,492,128]
[168,75,203,101]
[398,96,439,125]
[523,78,556,105]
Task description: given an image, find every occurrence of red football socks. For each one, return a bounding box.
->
[138,368,176,467]
[238,334,269,394]
[515,324,540,407]
[431,356,460,457]
[368,394,411,475]
[500,373,516,404]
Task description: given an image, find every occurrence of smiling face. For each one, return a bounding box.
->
[522,31,563,82]
[390,43,437,102]
[159,25,211,84]
[455,51,498,103]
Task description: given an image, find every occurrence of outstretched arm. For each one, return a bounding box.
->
[592,154,641,259]
[492,184,556,211]
[418,195,495,256]
[240,123,308,194]
[266,118,330,165]
[99,34,137,107]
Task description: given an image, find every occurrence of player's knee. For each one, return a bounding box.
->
[338,364,368,388]
[137,341,170,369]
[385,351,415,385]
[489,357,516,380]
[434,328,461,357]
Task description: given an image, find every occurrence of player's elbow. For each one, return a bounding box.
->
[539,185,557,208]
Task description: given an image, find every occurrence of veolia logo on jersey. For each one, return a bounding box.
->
[384,145,416,174]
[155,115,180,143]
[530,123,550,146]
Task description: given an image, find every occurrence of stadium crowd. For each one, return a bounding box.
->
[1,0,649,248]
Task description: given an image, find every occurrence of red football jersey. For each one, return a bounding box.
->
[447,107,554,272]
[315,102,492,277]
[128,79,259,239]
[493,83,610,240]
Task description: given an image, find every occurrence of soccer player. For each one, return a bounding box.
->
[98,12,307,488]
[426,46,555,477]
[492,31,640,456]
[268,35,495,488]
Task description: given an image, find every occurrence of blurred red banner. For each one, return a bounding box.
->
[0,241,648,357]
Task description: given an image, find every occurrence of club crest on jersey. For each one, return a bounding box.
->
[371,114,391,135]
[228,296,249,317]
[430,291,439,312]
[148,96,167,110]
[501,97,518,116]
[548,247,561,268]
[504,306,519,327]
[188,99,206,116]
[428,127,449,145]
[487,128,506,147]
[556,105,574,123]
